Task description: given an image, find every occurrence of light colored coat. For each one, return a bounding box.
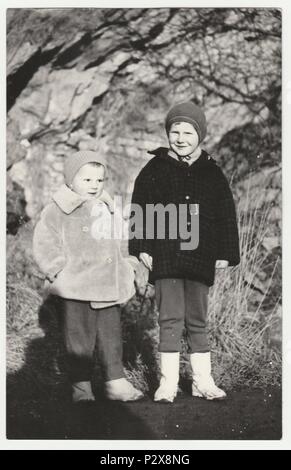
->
[33,184,138,308]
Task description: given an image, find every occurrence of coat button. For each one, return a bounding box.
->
[185,195,190,200]
[82,226,89,232]
[106,257,113,263]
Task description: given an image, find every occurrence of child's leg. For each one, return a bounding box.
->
[62,298,97,401]
[94,305,143,401]
[155,279,185,352]
[93,305,124,382]
[154,279,185,402]
[185,280,226,400]
[184,280,209,353]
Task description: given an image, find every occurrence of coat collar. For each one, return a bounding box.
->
[148,147,215,169]
[52,184,115,214]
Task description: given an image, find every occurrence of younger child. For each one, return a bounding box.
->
[129,101,240,403]
[33,150,143,403]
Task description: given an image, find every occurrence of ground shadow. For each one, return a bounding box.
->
[7,294,156,440]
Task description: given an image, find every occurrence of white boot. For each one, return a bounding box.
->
[154,352,180,403]
[105,378,144,402]
[190,352,226,400]
[72,381,95,403]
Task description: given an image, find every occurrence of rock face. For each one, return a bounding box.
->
[7,8,281,303]
[7,8,281,214]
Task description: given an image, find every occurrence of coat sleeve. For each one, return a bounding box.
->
[215,168,240,266]
[33,203,66,280]
[128,169,154,258]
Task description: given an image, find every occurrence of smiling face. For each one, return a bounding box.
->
[71,163,105,199]
[168,122,200,158]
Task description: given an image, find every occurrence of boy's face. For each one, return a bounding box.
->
[71,164,105,199]
[168,122,199,158]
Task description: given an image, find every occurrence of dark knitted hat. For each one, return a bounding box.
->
[165,101,207,143]
[64,150,107,186]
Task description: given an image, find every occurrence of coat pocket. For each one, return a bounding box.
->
[50,255,119,302]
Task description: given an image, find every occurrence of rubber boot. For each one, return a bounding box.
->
[190,352,226,400]
[154,352,180,403]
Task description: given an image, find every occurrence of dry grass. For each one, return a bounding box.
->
[206,180,281,388]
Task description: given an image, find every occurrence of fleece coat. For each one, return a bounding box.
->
[33,185,138,308]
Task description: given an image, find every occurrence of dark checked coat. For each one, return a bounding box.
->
[129,147,240,287]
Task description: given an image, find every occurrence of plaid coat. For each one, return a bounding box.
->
[129,147,240,286]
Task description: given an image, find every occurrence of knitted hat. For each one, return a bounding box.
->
[64,150,107,186]
[165,101,207,143]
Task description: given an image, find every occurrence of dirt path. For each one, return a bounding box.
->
[7,386,281,440]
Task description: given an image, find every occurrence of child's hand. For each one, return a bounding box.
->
[139,252,153,271]
[215,260,229,269]
[135,261,149,295]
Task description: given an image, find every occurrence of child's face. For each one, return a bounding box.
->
[168,122,199,158]
[71,164,105,199]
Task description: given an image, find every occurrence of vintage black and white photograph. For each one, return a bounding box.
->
[6,7,282,441]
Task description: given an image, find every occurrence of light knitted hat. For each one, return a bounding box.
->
[64,150,107,186]
[165,101,207,143]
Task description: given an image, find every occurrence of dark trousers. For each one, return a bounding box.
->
[61,298,125,383]
[155,279,210,353]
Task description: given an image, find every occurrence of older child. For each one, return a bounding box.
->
[129,101,240,403]
[33,150,143,403]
